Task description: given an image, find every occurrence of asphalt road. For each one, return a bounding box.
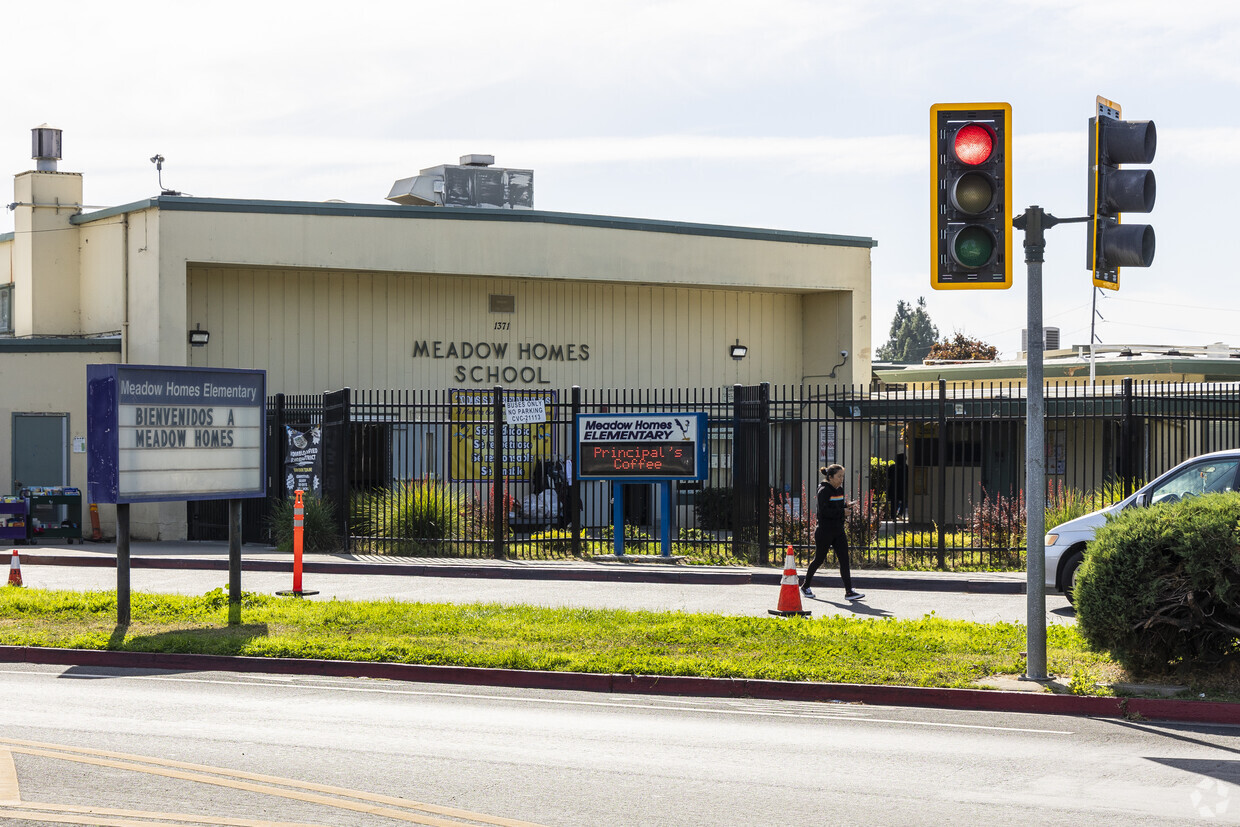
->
[2,663,1236,826]
[12,557,1074,625]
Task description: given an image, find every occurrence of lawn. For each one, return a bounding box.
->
[0,586,1138,695]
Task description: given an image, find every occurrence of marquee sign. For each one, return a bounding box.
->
[87,364,266,503]
[575,413,708,481]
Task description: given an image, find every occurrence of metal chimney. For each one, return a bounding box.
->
[32,125,62,171]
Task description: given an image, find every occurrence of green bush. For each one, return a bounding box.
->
[266,494,339,553]
[1074,493,1240,674]
[694,486,733,530]
[351,481,459,545]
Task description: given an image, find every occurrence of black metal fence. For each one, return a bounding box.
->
[188,379,1240,569]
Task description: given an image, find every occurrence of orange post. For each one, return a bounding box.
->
[293,489,304,593]
[277,490,318,598]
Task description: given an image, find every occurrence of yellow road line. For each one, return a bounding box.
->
[0,748,18,803]
[0,737,544,827]
[0,800,323,826]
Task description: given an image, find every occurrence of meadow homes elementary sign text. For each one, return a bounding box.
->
[413,340,590,385]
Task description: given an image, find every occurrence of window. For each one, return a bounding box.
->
[1146,460,1239,506]
[0,283,11,334]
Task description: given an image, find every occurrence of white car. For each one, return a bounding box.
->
[1044,449,1240,604]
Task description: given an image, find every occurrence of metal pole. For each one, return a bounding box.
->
[571,385,582,557]
[936,379,947,570]
[1020,206,1048,682]
[116,503,130,626]
[229,498,242,626]
[492,385,505,560]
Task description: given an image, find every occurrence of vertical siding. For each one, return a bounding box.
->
[187,266,827,394]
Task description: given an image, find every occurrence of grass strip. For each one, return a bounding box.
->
[0,586,1124,692]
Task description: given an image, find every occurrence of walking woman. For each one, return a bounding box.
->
[801,464,865,601]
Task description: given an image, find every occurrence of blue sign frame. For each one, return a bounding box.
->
[574,412,709,483]
[87,364,267,504]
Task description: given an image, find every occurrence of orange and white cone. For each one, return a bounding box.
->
[7,549,22,588]
[768,544,810,617]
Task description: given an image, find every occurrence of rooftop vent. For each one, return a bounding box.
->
[32,124,62,171]
[386,155,533,209]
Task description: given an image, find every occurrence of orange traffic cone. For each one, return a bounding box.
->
[768,544,810,617]
[7,549,22,587]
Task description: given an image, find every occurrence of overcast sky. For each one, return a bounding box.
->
[3,0,1237,359]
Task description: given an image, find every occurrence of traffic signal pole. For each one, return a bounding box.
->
[1013,206,1087,682]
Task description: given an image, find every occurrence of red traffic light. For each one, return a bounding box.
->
[953,124,995,165]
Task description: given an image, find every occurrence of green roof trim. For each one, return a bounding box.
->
[876,357,1240,383]
[0,337,121,353]
[72,196,877,249]
[0,232,13,243]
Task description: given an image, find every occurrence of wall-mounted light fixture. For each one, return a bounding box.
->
[829,349,849,378]
[188,324,209,347]
[730,339,748,361]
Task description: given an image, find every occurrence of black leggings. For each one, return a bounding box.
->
[804,529,853,592]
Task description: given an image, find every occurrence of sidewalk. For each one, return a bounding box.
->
[12,539,1027,593]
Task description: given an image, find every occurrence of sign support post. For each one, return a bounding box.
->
[116,503,130,626]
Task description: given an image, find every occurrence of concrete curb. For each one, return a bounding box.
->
[2,646,1235,726]
[15,552,1025,593]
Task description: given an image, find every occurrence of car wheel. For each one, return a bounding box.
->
[1063,551,1084,607]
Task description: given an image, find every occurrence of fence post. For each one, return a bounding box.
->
[1121,377,1134,497]
[571,385,582,557]
[731,384,743,561]
[492,385,506,560]
[758,381,771,565]
[937,379,947,570]
[321,388,351,551]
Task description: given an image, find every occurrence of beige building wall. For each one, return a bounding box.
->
[186,266,816,393]
[4,190,876,540]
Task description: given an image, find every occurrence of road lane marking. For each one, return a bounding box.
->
[0,737,544,827]
[0,800,324,825]
[0,748,18,803]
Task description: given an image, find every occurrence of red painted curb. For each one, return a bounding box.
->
[2,646,1237,726]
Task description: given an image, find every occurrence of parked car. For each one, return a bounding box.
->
[1045,449,1240,604]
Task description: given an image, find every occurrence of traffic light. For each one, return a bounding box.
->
[1087,96,1156,290]
[930,103,1012,290]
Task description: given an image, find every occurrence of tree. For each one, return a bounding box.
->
[876,297,938,364]
[927,332,998,361]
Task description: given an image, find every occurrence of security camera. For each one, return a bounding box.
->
[840,350,849,359]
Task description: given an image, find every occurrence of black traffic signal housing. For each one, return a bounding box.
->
[1087,97,1156,290]
[930,103,1012,290]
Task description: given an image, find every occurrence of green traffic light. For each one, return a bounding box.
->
[952,226,995,268]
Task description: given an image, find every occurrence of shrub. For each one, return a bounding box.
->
[845,487,882,549]
[768,485,815,550]
[1074,493,1240,674]
[459,485,518,541]
[966,488,1025,551]
[351,480,461,544]
[528,528,574,554]
[1045,478,1132,531]
[266,493,339,552]
[694,486,733,530]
